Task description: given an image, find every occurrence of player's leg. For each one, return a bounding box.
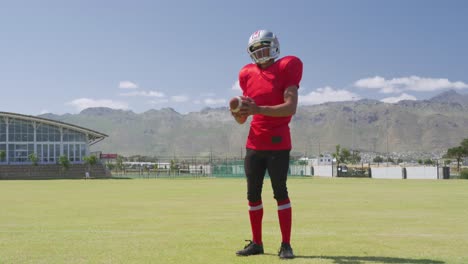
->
[267,149,294,259]
[236,148,266,256]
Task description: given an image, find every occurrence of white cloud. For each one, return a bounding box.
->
[231,80,241,91]
[39,109,50,115]
[67,98,129,111]
[299,87,360,105]
[355,76,468,94]
[120,90,165,97]
[119,81,138,89]
[204,98,226,105]
[354,76,386,89]
[149,99,170,105]
[171,95,189,102]
[380,93,417,104]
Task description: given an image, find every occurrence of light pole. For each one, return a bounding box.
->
[318,140,321,157]
[352,97,356,158]
[385,105,389,164]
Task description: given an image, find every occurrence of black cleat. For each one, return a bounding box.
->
[236,240,264,256]
[278,242,295,259]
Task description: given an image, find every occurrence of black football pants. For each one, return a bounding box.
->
[244,148,290,202]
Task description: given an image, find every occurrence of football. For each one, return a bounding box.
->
[229,96,243,113]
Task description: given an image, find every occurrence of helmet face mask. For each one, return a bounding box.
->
[247,30,280,64]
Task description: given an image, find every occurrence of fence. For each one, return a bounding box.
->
[109,156,312,179]
[105,156,454,180]
[0,163,109,180]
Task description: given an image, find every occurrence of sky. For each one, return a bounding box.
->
[1,0,468,115]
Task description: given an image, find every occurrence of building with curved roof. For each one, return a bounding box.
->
[0,111,107,164]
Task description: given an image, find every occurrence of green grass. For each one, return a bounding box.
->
[1,177,468,264]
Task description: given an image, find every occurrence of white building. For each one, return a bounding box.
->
[0,112,107,164]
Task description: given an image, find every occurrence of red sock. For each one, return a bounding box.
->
[248,200,263,245]
[277,198,292,244]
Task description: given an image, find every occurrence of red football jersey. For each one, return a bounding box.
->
[239,55,303,150]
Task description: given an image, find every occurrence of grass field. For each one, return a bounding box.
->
[1,177,468,264]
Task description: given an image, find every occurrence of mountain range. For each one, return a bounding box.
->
[39,90,468,158]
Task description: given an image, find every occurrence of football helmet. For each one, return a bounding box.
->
[247,30,280,64]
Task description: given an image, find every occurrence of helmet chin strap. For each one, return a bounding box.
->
[255,57,271,64]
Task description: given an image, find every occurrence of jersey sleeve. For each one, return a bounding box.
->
[282,56,303,89]
[238,66,249,95]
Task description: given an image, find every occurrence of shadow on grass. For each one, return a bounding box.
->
[293,255,445,264]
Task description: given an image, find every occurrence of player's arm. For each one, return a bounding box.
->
[244,85,298,117]
[235,69,250,124]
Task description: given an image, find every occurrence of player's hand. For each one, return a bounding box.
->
[230,111,247,118]
[231,108,248,124]
[239,97,261,116]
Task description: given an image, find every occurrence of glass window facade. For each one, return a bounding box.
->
[8,143,34,163]
[37,124,61,142]
[0,144,6,162]
[0,116,97,164]
[0,119,6,142]
[9,119,34,142]
[62,143,87,162]
[37,143,61,163]
[63,129,86,142]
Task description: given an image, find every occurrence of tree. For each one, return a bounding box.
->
[106,163,115,170]
[333,144,353,165]
[0,150,5,162]
[58,155,70,174]
[461,138,468,152]
[447,146,465,172]
[341,148,351,163]
[444,138,468,172]
[116,155,124,172]
[332,145,342,165]
[28,153,38,166]
[170,159,179,175]
[373,156,383,164]
[349,150,361,164]
[83,155,98,166]
[83,155,98,175]
[423,158,434,165]
[460,169,468,180]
